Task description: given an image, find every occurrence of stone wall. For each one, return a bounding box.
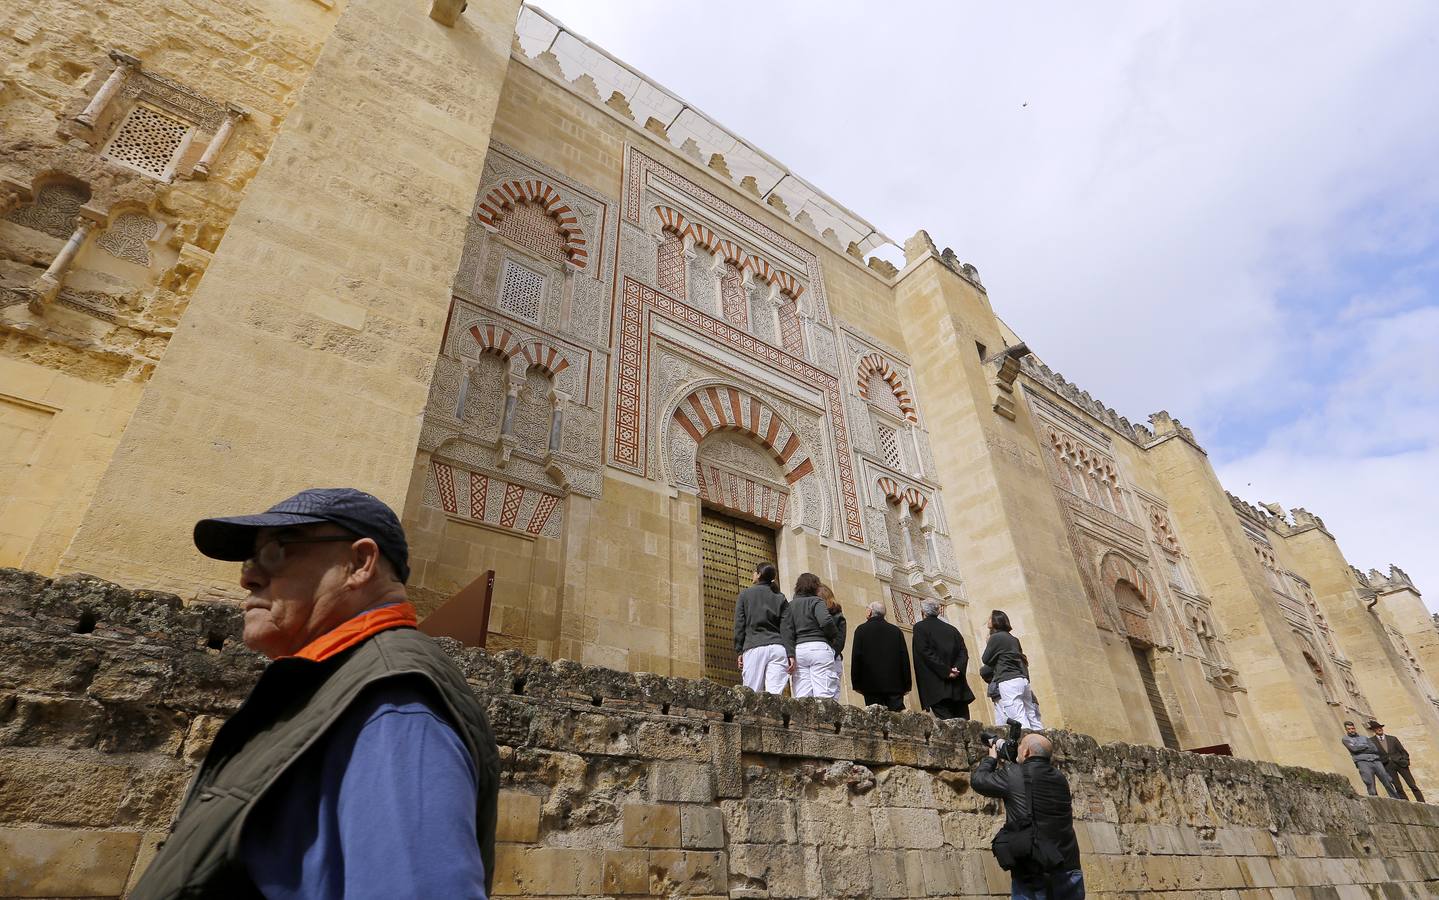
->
[3,569,1438,899]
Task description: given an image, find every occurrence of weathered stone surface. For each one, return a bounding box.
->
[4,571,1439,898]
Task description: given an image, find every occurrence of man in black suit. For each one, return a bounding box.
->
[911,599,975,720]
[1369,720,1424,802]
[850,601,912,711]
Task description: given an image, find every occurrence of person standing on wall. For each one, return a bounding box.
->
[1342,720,1402,798]
[981,610,1043,730]
[912,598,975,720]
[850,601,912,711]
[1368,720,1424,802]
[785,572,840,698]
[817,583,846,700]
[132,488,498,899]
[734,562,794,695]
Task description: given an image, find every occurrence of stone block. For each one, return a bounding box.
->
[124,831,167,894]
[650,761,715,803]
[816,845,872,897]
[871,805,944,849]
[680,804,724,849]
[708,721,743,799]
[876,765,939,808]
[915,848,965,895]
[729,843,809,897]
[647,850,726,896]
[722,798,796,844]
[181,714,225,763]
[797,802,875,847]
[1240,855,1278,888]
[492,845,602,896]
[0,827,141,898]
[602,848,648,895]
[623,802,681,848]
[868,848,924,899]
[496,790,541,843]
[0,751,131,827]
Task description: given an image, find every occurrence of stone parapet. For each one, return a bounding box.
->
[2,568,1438,898]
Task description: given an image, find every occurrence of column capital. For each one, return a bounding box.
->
[108,50,142,69]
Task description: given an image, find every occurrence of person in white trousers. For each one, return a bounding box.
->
[980,610,1042,730]
[817,584,847,700]
[785,572,839,698]
[733,563,794,694]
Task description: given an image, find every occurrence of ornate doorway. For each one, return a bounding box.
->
[699,508,777,686]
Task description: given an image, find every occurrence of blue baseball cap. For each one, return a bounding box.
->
[193,487,410,582]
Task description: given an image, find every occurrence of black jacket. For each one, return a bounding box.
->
[733,582,791,655]
[980,631,1028,685]
[1373,733,1412,768]
[971,756,1082,873]
[912,615,975,710]
[850,616,912,697]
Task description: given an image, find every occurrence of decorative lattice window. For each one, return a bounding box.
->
[875,420,903,471]
[867,371,905,418]
[499,258,545,322]
[102,103,193,180]
[496,201,567,263]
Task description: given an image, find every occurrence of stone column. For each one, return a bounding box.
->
[32,215,100,310]
[191,104,249,180]
[454,358,478,417]
[60,0,524,593]
[546,388,568,455]
[897,509,917,569]
[921,521,939,573]
[74,51,140,129]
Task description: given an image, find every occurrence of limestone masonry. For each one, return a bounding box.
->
[3,1,1439,894]
[5,570,1439,898]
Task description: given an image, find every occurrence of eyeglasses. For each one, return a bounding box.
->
[242,535,356,576]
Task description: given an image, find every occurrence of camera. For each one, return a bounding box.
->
[981,718,1023,762]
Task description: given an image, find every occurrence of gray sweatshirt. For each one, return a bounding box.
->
[784,594,838,650]
[734,583,791,655]
[1342,734,1380,763]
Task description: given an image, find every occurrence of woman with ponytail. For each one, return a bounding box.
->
[733,562,794,694]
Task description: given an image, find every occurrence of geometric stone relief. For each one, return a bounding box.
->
[424,459,564,539]
[613,277,863,544]
[94,212,160,266]
[5,182,90,240]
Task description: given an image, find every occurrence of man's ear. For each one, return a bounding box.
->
[348,537,382,586]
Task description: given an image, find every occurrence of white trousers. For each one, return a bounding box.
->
[828,654,844,701]
[741,644,791,694]
[793,641,837,698]
[994,677,1043,729]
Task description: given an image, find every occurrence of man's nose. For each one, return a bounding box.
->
[240,563,267,593]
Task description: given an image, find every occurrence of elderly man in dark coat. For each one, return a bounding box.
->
[911,598,975,720]
[850,600,912,710]
[1369,720,1424,802]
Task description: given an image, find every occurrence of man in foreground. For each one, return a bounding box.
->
[132,488,499,899]
[1368,720,1424,802]
[849,601,912,710]
[1342,720,1401,799]
[972,733,1084,900]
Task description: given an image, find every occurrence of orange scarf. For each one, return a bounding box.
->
[291,602,419,662]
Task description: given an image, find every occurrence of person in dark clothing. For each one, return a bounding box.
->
[817,584,846,700]
[1368,720,1424,801]
[972,733,1085,900]
[981,610,1042,729]
[784,572,840,698]
[850,601,912,710]
[911,598,975,720]
[734,562,793,694]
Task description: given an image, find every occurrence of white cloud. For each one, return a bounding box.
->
[529,1,1439,604]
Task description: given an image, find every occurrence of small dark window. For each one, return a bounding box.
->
[74,610,98,634]
[975,341,988,362]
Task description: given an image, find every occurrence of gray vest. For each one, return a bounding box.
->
[130,628,498,899]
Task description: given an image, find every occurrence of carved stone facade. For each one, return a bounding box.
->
[4,1,1435,825]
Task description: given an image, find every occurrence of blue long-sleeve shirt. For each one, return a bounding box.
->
[240,682,487,899]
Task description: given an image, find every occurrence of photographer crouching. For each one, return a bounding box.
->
[972,721,1085,899]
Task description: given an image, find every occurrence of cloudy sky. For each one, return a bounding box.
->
[531,1,1439,608]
